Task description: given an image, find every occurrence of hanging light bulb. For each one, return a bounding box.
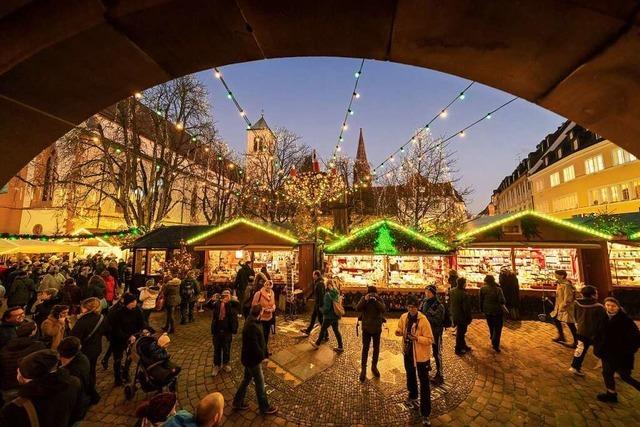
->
[440,110,448,118]
[354,92,360,99]
[214,70,222,79]
[459,92,466,100]
[336,146,342,152]
[134,92,143,100]
[227,92,232,99]
[342,123,348,131]
[240,110,246,117]
[355,71,361,78]
[459,131,466,138]
[486,113,492,120]
[348,109,354,115]
[400,147,405,152]
[175,122,184,131]
[339,136,344,142]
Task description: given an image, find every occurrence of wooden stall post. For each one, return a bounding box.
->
[297,242,315,296]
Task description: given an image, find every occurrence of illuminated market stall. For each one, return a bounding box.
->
[455,210,613,316]
[323,219,451,310]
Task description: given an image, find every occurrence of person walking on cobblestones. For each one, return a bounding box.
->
[252,280,276,354]
[550,270,578,347]
[110,293,146,386]
[180,270,201,325]
[570,285,607,376]
[356,285,385,382]
[594,297,640,403]
[71,297,105,386]
[232,304,278,416]
[301,270,325,337]
[479,275,506,353]
[421,285,445,384]
[396,295,433,426]
[207,289,240,376]
[449,277,472,355]
[162,278,181,334]
[310,278,344,352]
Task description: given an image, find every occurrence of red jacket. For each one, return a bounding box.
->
[104,276,117,302]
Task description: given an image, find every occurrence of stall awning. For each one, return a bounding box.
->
[187,218,298,250]
[0,239,83,255]
[194,244,296,251]
[130,225,213,249]
[324,219,450,255]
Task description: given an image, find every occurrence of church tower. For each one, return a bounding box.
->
[353,128,371,185]
[245,114,275,177]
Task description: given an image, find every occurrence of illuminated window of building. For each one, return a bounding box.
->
[611,185,621,202]
[585,154,604,174]
[634,180,640,199]
[549,172,560,187]
[600,187,609,203]
[612,148,637,166]
[533,180,544,193]
[552,193,578,212]
[562,165,575,182]
[621,183,630,201]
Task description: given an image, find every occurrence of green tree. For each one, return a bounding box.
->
[374,224,397,255]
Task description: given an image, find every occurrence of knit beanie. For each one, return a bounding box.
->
[19,349,59,380]
[426,285,438,296]
[135,392,177,423]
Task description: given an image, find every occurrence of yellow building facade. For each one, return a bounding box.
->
[529,140,640,218]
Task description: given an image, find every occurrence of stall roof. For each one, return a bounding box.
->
[567,213,640,241]
[458,210,613,242]
[0,239,83,255]
[324,219,451,254]
[186,218,298,248]
[316,226,344,243]
[131,225,213,249]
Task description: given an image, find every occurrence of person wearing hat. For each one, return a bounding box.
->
[138,279,161,326]
[71,297,106,386]
[395,295,434,426]
[355,285,386,382]
[59,336,99,417]
[207,288,240,376]
[162,277,182,334]
[420,285,445,385]
[109,293,146,386]
[135,392,178,427]
[0,321,44,401]
[0,349,82,427]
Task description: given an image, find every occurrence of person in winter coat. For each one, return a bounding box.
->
[101,269,117,306]
[7,270,35,309]
[479,275,506,353]
[0,349,82,427]
[301,270,326,337]
[396,295,434,426]
[0,322,45,401]
[251,279,276,352]
[232,304,278,416]
[61,278,82,316]
[356,285,386,382]
[234,261,255,302]
[499,268,520,320]
[449,277,472,355]
[58,336,100,417]
[0,306,26,350]
[310,279,344,352]
[138,279,161,325]
[207,289,240,377]
[85,274,106,300]
[109,293,146,385]
[253,266,270,295]
[31,288,60,328]
[421,284,445,384]
[570,285,607,376]
[70,297,105,387]
[551,269,578,347]
[75,266,91,299]
[164,391,224,427]
[39,266,62,291]
[180,271,201,324]
[447,269,459,290]
[41,304,70,350]
[594,297,640,403]
[162,278,182,334]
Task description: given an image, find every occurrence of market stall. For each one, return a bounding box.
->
[323,219,452,311]
[455,210,613,316]
[0,239,83,261]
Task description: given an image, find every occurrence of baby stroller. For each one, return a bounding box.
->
[124,333,180,400]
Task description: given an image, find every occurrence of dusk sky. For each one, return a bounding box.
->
[195,58,565,215]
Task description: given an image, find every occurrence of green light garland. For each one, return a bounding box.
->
[186,218,298,245]
[0,227,140,241]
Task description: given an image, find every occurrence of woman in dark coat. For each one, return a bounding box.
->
[71,297,106,386]
[594,297,640,403]
[499,268,520,320]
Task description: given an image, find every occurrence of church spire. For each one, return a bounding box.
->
[353,128,371,184]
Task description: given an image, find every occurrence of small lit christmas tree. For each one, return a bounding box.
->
[374,224,398,255]
[164,240,193,279]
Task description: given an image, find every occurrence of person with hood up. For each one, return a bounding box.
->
[310,278,344,352]
[164,391,225,427]
[138,279,161,325]
[570,285,607,376]
[162,277,182,334]
[594,297,640,403]
[420,284,445,384]
[0,321,45,402]
[208,289,240,376]
[551,269,578,347]
[396,295,434,426]
[356,285,386,382]
[0,349,82,427]
[40,304,70,350]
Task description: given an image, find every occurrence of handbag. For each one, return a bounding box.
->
[155,291,165,311]
[333,295,345,318]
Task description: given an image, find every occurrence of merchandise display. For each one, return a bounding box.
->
[609,243,640,287]
[206,249,297,285]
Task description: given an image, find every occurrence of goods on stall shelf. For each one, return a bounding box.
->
[206,250,296,285]
[456,248,511,287]
[609,243,640,286]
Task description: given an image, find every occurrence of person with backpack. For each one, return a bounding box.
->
[310,279,344,352]
[251,280,276,354]
[571,285,607,376]
[356,285,385,382]
[180,271,201,324]
[207,289,240,376]
[421,285,445,384]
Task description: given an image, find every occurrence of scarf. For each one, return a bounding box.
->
[219,301,226,320]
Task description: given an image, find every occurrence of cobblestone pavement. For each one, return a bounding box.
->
[85,312,640,426]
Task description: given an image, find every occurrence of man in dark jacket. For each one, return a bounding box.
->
[109,293,146,385]
[75,266,91,298]
[570,285,607,376]
[7,270,35,309]
[207,289,240,376]
[449,277,472,355]
[301,270,326,337]
[180,271,201,324]
[0,322,45,400]
[58,336,99,417]
[232,304,277,416]
[0,349,82,427]
[356,285,385,382]
[0,306,26,349]
[421,285,445,384]
[479,275,506,352]
[234,261,254,303]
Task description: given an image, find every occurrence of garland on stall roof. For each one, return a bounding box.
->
[0,227,141,241]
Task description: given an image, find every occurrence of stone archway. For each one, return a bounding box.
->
[1,1,639,184]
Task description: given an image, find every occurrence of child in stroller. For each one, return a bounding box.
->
[124,331,182,400]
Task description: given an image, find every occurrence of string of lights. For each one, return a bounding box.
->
[0,227,141,242]
[329,59,366,166]
[213,67,252,128]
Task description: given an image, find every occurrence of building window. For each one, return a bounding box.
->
[573,139,579,150]
[621,183,630,201]
[552,193,578,212]
[612,148,637,166]
[584,154,604,175]
[562,165,575,182]
[550,172,560,187]
[557,148,563,158]
[611,185,621,202]
[533,180,544,193]
[42,154,55,202]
